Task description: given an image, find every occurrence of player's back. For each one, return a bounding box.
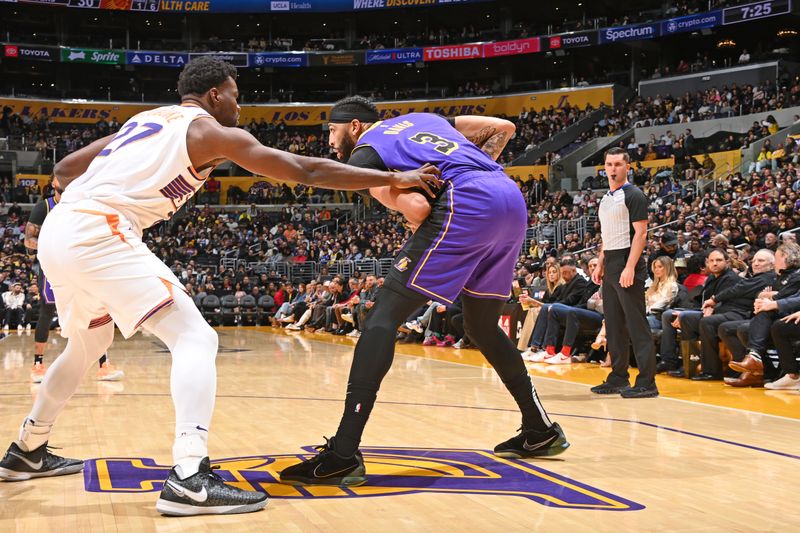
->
[61,103,214,233]
[354,113,504,181]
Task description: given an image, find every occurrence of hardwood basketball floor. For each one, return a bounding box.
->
[1,327,798,532]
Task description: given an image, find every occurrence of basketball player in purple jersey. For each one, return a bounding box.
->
[281,96,569,487]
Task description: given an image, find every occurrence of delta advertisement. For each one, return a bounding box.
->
[126,51,189,67]
[0,87,613,126]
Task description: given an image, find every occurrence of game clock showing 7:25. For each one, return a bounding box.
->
[722,0,791,25]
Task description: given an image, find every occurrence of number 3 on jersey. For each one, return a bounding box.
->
[409,132,460,155]
[97,121,163,157]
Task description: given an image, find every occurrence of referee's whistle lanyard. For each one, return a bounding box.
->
[606,182,631,196]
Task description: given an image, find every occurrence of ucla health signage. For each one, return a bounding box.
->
[365,48,423,64]
[250,52,307,67]
[661,10,722,35]
[126,51,188,67]
[599,23,660,44]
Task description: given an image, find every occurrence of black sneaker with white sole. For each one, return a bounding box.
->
[493,422,570,459]
[0,441,83,481]
[279,437,367,486]
[156,457,268,516]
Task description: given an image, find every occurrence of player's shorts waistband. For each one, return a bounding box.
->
[448,169,509,184]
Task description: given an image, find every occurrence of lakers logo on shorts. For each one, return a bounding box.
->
[83,447,643,511]
[394,257,412,272]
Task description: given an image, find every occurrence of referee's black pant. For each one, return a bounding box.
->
[602,249,657,388]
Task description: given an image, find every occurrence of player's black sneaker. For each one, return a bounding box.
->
[279,437,367,487]
[493,422,570,459]
[0,441,83,481]
[155,457,267,516]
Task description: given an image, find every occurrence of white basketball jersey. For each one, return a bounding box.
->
[61,103,214,234]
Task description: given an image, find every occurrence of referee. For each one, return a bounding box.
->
[590,147,658,398]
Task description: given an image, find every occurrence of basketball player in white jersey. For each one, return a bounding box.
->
[0,57,440,516]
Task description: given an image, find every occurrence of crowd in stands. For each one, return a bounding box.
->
[3,153,800,389]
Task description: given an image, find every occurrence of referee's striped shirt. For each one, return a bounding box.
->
[598,183,648,251]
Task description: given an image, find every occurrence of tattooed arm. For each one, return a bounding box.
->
[24,222,40,256]
[451,116,516,161]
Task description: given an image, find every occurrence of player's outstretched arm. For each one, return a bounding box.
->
[452,115,516,161]
[189,120,441,194]
[53,133,117,191]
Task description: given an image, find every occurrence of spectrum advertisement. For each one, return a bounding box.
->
[599,23,660,44]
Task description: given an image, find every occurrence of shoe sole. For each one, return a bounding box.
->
[728,362,763,375]
[590,387,627,395]
[98,372,124,382]
[0,463,84,481]
[156,498,267,516]
[279,469,367,487]
[494,440,570,459]
[620,391,660,398]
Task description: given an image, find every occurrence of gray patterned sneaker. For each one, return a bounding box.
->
[0,441,83,481]
[156,457,268,516]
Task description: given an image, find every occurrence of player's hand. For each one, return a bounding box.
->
[671,312,681,329]
[391,164,442,198]
[619,267,634,288]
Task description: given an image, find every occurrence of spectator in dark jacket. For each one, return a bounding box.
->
[725,242,800,385]
[688,249,776,380]
[657,248,742,374]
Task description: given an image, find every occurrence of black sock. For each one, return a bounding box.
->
[34,354,43,365]
[334,385,377,457]
[504,371,551,432]
[98,353,107,367]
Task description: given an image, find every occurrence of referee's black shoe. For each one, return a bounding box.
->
[620,385,659,398]
[493,423,569,459]
[0,441,83,481]
[590,381,629,394]
[279,437,367,487]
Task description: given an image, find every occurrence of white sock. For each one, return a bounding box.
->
[142,290,217,480]
[173,430,208,479]
[17,418,52,452]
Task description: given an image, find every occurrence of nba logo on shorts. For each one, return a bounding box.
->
[394,257,411,272]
